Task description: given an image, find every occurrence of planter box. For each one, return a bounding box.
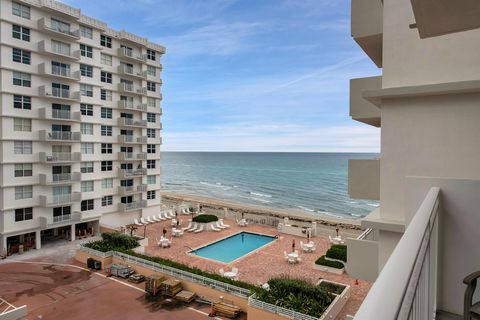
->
[324,256,347,264]
[313,263,345,275]
[317,279,351,320]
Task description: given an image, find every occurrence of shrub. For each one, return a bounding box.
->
[325,244,347,262]
[253,277,334,317]
[317,281,346,295]
[192,214,218,223]
[84,233,138,252]
[315,256,344,269]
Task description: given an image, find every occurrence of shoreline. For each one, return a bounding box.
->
[160,191,362,230]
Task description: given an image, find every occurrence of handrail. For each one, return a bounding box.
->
[354,187,440,320]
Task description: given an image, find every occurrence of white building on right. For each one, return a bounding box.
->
[347,0,480,318]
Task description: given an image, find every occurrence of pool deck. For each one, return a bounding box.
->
[142,217,371,319]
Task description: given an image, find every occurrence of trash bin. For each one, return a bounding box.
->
[94,260,102,270]
[18,244,24,254]
[87,257,94,269]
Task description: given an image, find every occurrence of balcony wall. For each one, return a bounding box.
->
[351,0,383,67]
[346,228,379,282]
[348,159,380,200]
[349,76,381,127]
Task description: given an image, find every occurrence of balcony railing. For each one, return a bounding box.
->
[118,168,147,178]
[38,63,80,80]
[117,135,148,144]
[117,184,147,196]
[117,47,147,62]
[39,152,81,163]
[354,187,440,320]
[118,200,147,212]
[39,192,81,207]
[38,85,80,101]
[117,65,147,79]
[39,130,81,141]
[117,117,148,127]
[39,172,81,185]
[38,108,81,121]
[38,17,80,40]
[38,40,80,60]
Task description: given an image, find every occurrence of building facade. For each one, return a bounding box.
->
[0,0,164,253]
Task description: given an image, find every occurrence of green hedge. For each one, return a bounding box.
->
[192,214,218,223]
[84,233,139,252]
[254,277,334,318]
[315,256,345,269]
[317,281,346,295]
[325,244,347,262]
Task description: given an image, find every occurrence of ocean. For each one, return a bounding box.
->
[160,152,379,220]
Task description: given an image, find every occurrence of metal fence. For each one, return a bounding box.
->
[248,294,319,320]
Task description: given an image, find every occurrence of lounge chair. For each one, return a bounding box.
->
[166,210,175,219]
[194,225,204,233]
[187,222,198,232]
[214,221,226,229]
[188,208,196,214]
[156,213,166,221]
[171,219,177,226]
[231,268,239,280]
[219,268,225,276]
[288,256,296,264]
[146,216,155,224]
[181,208,190,215]
[134,218,143,226]
[211,223,221,232]
[183,221,193,231]
[140,217,149,225]
[152,215,162,222]
[219,219,230,228]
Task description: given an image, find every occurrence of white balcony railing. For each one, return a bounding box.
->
[39,130,81,141]
[118,200,147,211]
[39,152,81,163]
[354,187,440,320]
[119,168,147,178]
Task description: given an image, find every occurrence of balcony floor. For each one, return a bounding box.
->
[437,310,462,320]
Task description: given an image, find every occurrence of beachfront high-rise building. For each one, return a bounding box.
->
[0,0,164,253]
[347,0,480,318]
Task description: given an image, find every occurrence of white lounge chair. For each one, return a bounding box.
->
[194,225,204,233]
[181,208,190,215]
[211,223,221,232]
[230,268,239,280]
[151,215,162,222]
[166,210,175,219]
[134,218,143,226]
[288,256,296,264]
[146,216,155,224]
[219,219,230,228]
[187,222,198,232]
[183,221,193,231]
[156,213,166,221]
[219,268,225,276]
[171,219,177,226]
[214,221,226,229]
[140,217,149,225]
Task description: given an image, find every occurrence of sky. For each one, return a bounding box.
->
[65,0,381,152]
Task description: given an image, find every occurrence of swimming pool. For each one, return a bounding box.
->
[190,232,276,263]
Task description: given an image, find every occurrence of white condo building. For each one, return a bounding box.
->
[0,0,164,253]
[348,0,480,319]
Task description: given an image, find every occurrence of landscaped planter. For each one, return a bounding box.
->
[313,262,345,275]
[316,279,351,320]
[324,256,346,264]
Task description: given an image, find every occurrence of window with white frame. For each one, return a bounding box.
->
[80,64,93,77]
[81,143,94,154]
[13,118,31,131]
[101,160,112,171]
[12,48,30,64]
[80,25,93,39]
[101,125,112,136]
[147,81,156,92]
[100,35,111,48]
[147,49,156,61]
[102,178,113,189]
[102,195,113,206]
[101,71,112,83]
[101,143,112,154]
[80,103,93,116]
[147,97,156,108]
[13,95,31,109]
[101,89,112,101]
[147,66,156,77]
[80,44,93,58]
[147,144,156,154]
[12,1,30,19]
[80,84,93,97]
[81,180,94,192]
[12,71,31,87]
[12,24,30,41]
[81,199,94,211]
[80,123,93,135]
[147,128,156,138]
[101,107,112,119]
[51,40,70,55]
[147,160,156,169]
[15,163,32,177]
[147,190,156,200]
[147,175,156,185]
[15,185,33,200]
[80,161,94,173]
[15,207,32,221]
[147,113,156,123]
[14,141,32,154]
[101,53,112,66]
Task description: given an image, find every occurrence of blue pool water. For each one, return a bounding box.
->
[191,232,276,263]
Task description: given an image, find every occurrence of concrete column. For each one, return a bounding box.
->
[94,221,100,235]
[35,231,41,249]
[70,224,76,241]
[223,207,228,218]
[53,228,58,237]
[1,235,7,255]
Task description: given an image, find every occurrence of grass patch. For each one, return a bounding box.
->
[254,277,334,318]
[315,256,345,269]
[192,214,218,223]
[318,281,346,295]
[325,244,347,262]
[84,233,139,252]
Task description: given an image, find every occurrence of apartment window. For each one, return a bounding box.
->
[100,89,112,101]
[147,128,156,138]
[80,84,93,97]
[15,185,33,200]
[81,143,94,154]
[147,66,156,77]
[101,107,112,119]
[81,181,94,192]
[102,195,113,207]
[147,160,156,169]
[80,123,93,135]
[14,141,32,154]
[80,44,93,58]
[51,40,70,56]
[147,97,156,108]
[13,95,31,109]
[102,178,113,189]
[80,103,93,116]
[15,207,33,222]
[147,144,156,154]
[13,118,31,131]
[100,53,112,66]
[147,113,156,123]
[101,143,112,154]
[80,161,93,173]
[147,49,156,61]
[147,81,156,92]
[101,160,112,171]
[147,190,156,200]
[51,61,70,77]
[81,199,94,211]
[51,18,70,34]
[13,71,31,87]
[12,48,30,64]
[147,175,156,185]
[15,163,32,177]
[12,1,30,19]
[12,24,30,41]
[101,125,112,136]
[100,71,112,84]
[100,35,111,48]
[80,64,93,77]
[80,25,93,39]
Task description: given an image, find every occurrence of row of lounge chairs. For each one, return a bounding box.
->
[133,210,175,226]
[180,207,196,215]
[182,220,230,233]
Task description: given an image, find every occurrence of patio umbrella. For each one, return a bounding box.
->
[162,227,167,238]
[292,240,295,252]
[176,220,180,227]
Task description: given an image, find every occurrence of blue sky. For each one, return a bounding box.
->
[66,0,381,152]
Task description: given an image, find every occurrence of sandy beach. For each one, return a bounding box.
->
[161,192,363,238]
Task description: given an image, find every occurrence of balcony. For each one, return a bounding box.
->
[117,152,147,161]
[117,184,147,196]
[38,85,80,101]
[117,101,147,112]
[351,0,383,67]
[38,108,81,121]
[117,64,147,79]
[38,63,80,81]
[38,40,80,61]
[39,130,81,142]
[39,172,81,185]
[39,192,81,207]
[346,228,379,282]
[350,76,381,127]
[39,212,80,228]
[37,17,80,40]
[117,135,147,144]
[117,117,147,127]
[118,168,147,178]
[39,152,81,163]
[117,47,147,63]
[118,200,147,212]
[348,159,380,200]
[117,83,147,96]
